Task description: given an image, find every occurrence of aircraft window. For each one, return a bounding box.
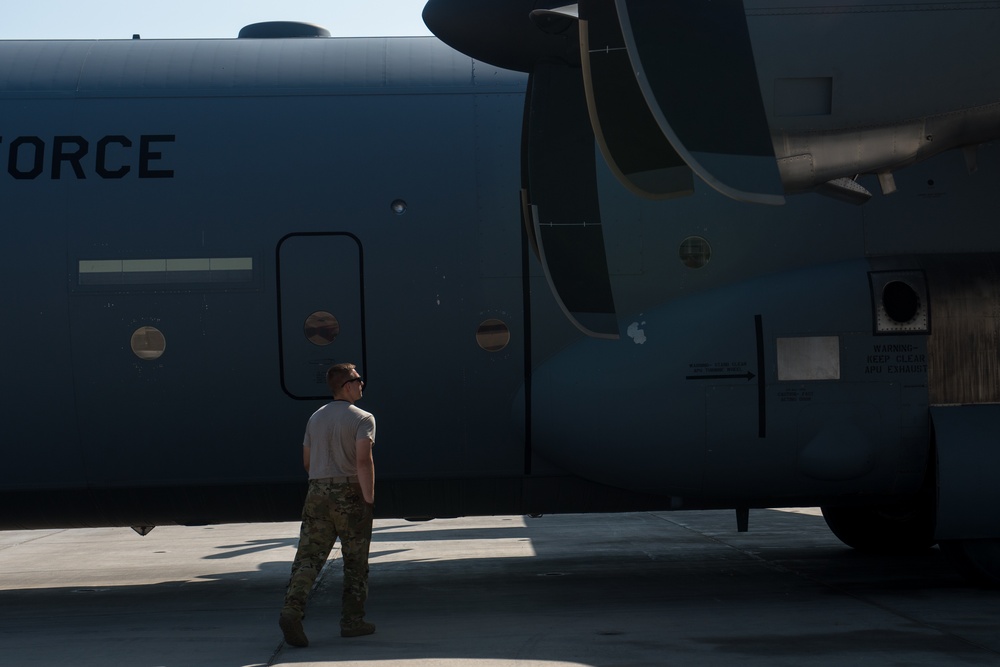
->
[476,319,510,352]
[130,326,166,360]
[78,257,253,286]
[304,311,340,346]
[679,237,711,268]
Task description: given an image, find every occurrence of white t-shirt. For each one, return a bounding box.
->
[302,400,376,480]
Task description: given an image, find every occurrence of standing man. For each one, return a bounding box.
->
[279,362,376,646]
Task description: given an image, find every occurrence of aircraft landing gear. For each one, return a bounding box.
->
[821,503,936,554]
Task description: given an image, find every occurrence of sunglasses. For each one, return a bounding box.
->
[342,377,364,388]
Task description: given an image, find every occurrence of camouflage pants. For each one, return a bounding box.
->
[282,479,373,627]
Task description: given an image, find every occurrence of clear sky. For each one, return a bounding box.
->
[0,0,433,40]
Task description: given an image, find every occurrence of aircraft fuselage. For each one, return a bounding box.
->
[2,32,999,544]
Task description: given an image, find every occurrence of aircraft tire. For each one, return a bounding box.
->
[821,504,936,554]
[939,539,1000,587]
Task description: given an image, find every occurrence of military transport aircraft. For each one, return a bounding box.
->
[3,0,1000,585]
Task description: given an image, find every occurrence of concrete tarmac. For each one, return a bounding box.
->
[1,508,998,666]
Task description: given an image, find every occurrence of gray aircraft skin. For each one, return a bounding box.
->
[3,2,1000,582]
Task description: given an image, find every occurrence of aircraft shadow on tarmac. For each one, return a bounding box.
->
[203,536,300,560]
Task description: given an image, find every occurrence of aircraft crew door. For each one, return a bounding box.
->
[276,232,366,399]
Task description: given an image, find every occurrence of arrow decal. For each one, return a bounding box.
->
[685,371,756,381]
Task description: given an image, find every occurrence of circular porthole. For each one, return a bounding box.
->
[679,236,711,268]
[304,311,340,346]
[476,319,510,352]
[130,326,166,360]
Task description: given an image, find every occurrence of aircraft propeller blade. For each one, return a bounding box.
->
[578,0,694,200]
[522,61,620,340]
[614,0,785,205]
